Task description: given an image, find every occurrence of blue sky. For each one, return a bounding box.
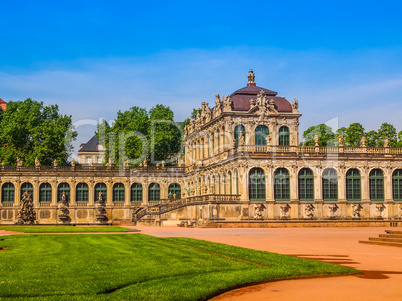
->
[1,0,402,154]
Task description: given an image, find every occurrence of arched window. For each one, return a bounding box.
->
[255,125,269,145]
[76,183,89,202]
[392,169,402,201]
[2,183,15,203]
[131,183,143,202]
[249,168,265,201]
[298,168,314,201]
[370,169,384,201]
[57,183,70,202]
[39,183,52,203]
[113,183,125,202]
[234,125,246,147]
[95,183,107,202]
[279,126,290,146]
[148,183,160,201]
[21,182,33,196]
[168,183,181,199]
[346,169,361,201]
[274,168,290,201]
[322,168,338,201]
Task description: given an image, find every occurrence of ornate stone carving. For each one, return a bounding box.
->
[250,99,256,110]
[202,101,212,123]
[314,135,320,146]
[16,157,23,167]
[384,137,389,147]
[361,136,367,147]
[222,96,232,112]
[213,94,222,117]
[280,204,290,219]
[95,192,108,223]
[58,192,70,224]
[352,204,362,219]
[292,99,299,112]
[304,204,315,219]
[71,158,75,167]
[16,191,36,224]
[239,131,245,146]
[328,204,338,219]
[399,204,402,219]
[253,204,265,220]
[338,135,343,147]
[375,203,385,218]
[35,157,40,167]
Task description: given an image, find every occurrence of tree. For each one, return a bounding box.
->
[96,104,182,166]
[345,123,365,146]
[365,130,379,147]
[0,98,77,165]
[302,124,336,146]
[97,107,149,166]
[149,104,182,162]
[377,123,397,147]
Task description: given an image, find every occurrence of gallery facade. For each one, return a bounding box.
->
[1,70,402,226]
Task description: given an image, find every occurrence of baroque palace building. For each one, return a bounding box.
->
[1,70,402,226]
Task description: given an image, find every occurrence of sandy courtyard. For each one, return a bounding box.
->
[132,226,402,301]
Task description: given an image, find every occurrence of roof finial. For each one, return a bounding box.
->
[247,68,255,86]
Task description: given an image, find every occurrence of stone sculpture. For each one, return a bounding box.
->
[95,192,107,223]
[240,131,245,146]
[352,204,362,219]
[292,99,299,112]
[280,204,290,219]
[304,204,315,219]
[16,191,36,224]
[384,137,389,147]
[375,203,385,218]
[328,204,338,219]
[58,192,70,224]
[338,135,343,147]
[254,204,266,220]
[361,136,367,147]
[314,135,320,146]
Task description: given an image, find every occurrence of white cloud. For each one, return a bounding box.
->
[1,46,402,151]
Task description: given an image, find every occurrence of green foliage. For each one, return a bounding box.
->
[365,130,380,147]
[0,235,358,300]
[0,98,77,165]
[302,124,336,146]
[96,105,182,166]
[336,123,365,146]
[378,122,397,146]
[305,122,402,147]
[149,105,182,162]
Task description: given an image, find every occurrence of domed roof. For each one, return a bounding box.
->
[229,69,292,112]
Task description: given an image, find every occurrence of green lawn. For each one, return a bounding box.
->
[0,226,134,233]
[0,234,359,300]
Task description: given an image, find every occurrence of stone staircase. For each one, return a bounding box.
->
[359,230,402,247]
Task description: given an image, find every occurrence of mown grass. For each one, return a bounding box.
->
[0,226,133,233]
[0,234,359,300]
